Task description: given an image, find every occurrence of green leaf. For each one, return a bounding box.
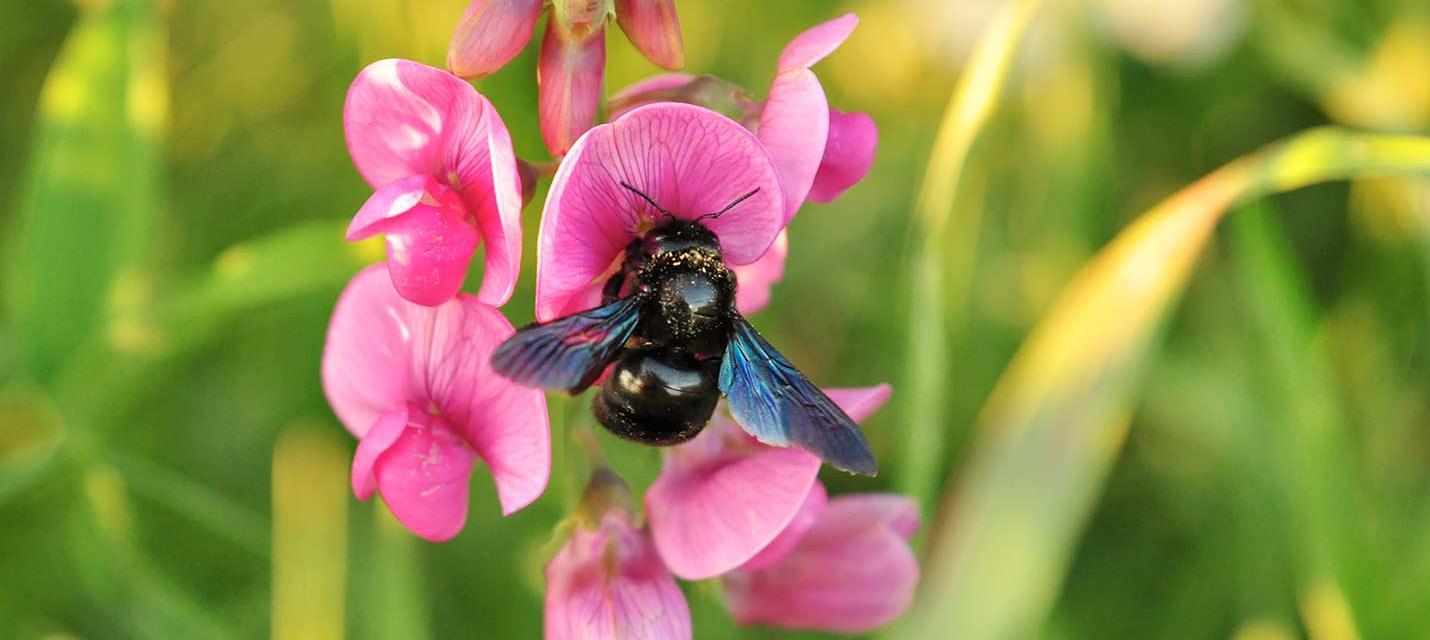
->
[5,0,166,382]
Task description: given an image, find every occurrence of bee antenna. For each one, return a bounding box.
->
[620,181,675,220]
[698,187,760,221]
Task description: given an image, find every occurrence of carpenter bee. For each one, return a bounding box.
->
[491,183,876,475]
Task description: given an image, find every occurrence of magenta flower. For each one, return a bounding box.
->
[447,0,684,157]
[343,59,524,308]
[643,385,892,579]
[723,488,920,633]
[322,264,550,541]
[545,510,690,640]
[535,102,786,321]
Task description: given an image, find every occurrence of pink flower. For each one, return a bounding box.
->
[447,0,683,156]
[723,488,920,634]
[343,59,524,308]
[644,385,892,579]
[322,264,550,541]
[545,511,690,640]
[535,102,786,322]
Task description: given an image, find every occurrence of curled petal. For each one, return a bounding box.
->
[377,185,480,306]
[538,21,606,157]
[546,513,691,640]
[537,103,785,320]
[351,404,412,500]
[645,416,822,579]
[447,0,544,79]
[739,481,826,571]
[732,230,788,315]
[615,0,684,70]
[724,494,920,633]
[371,411,478,542]
[347,175,435,241]
[322,264,551,515]
[758,13,859,221]
[808,109,877,203]
[458,99,525,307]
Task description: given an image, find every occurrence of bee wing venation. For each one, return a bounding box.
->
[718,315,878,475]
[491,296,643,393]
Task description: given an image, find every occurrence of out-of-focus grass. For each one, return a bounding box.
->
[2,0,1430,639]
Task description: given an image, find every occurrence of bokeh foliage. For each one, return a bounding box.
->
[2,0,1429,639]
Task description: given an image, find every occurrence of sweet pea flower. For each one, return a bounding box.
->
[723,488,920,633]
[447,0,684,157]
[545,471,690,640]
[644,385,892,579]
[535,102,786,321]
[343,59,524,307]
[322,264,550,541]
[608,13,878,217]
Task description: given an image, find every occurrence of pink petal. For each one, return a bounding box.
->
[447,0,544,79]
[724,494,920,633]
[379,184,480,306]
[614,0,684,70]
[347,175,435,241]
[777,13,858,73]
[351,404,412,500]
[739,481,826,571]
[321,264,551,515]
[758,14,858,222]
[644,416,822,580]
[536,103,785,321]
[545,513,691,640]
[823,384,893,423]
[808,109,877,203]
[732,230,788,315]
[371,410,478,542]
[537,21,606,157]
[344,59,524,306]
[607,72,695,120]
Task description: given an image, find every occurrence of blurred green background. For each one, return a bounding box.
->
[2,0,1429,638]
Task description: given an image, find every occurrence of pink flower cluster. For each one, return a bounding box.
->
[321,6,911,636]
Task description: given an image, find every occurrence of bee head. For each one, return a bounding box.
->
[639,218,722,261]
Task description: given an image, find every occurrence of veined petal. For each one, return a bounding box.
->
[451,92,525,307]
[615,0,684,70]
[538,21,606,157]
[759,14,859,221]
[536,103,785,321]
[645,415,822,580]
[732,230,788,315]
[808,108,877,203]
[724,493,920,633]
[739,481,826,571]
[322,264,552,517]
[447,0,544,79]
[545,513,691,640]
[372,411,478,542]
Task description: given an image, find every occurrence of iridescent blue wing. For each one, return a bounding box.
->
[491,296,643,394]
[719,315,877,475]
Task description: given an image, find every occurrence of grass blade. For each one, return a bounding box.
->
[898,0,1042,511]
[900,128,1430,640]
[272,425,349,640]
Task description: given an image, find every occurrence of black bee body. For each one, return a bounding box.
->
[592,220,735,444]
[491,184,878,475]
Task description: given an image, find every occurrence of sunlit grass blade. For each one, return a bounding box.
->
[899,128,1430,640]
[272,425,348,640]
[898,0,1042,510]
[363,506,432,640]
[5,0,167,382]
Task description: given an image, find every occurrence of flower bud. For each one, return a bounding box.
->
[549,0,613,42]
[447,0,544,78]
[538,19,606,156]
[614,0,684,69]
